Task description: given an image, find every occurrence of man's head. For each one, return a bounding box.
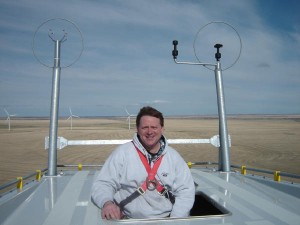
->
[136,106,164,128]
[136,106,164,153]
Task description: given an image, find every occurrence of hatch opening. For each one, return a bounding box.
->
[190,191,230,216]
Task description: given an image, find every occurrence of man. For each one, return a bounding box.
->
[92,106,195,219]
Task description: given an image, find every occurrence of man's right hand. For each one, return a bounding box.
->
[101,201,123,220]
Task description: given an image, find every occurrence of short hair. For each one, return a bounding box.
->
[136,106,164,128]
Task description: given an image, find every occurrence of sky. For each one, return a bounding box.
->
[0,0,299,117]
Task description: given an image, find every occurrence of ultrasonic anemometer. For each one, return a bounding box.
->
[48,29,68,43]
[172,21,242,172]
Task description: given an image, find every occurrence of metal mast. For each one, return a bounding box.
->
[47,30,67,176]
[33,19,83,176]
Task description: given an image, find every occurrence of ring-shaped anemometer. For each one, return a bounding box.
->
[193,21,242,71]
[32,18,84,68]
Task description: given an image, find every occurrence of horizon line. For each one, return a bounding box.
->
[1,113,300,120]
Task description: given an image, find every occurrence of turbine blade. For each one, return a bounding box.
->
[4,108,9,116]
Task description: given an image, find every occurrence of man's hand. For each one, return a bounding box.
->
[101,201,123,220]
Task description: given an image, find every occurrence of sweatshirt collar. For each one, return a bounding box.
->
[133,133,167,163]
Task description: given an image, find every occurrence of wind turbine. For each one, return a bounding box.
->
[125,106,136,130]
[67,107,79,130]
[4,108,16,131]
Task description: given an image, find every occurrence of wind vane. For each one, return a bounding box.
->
[172,21,242,172]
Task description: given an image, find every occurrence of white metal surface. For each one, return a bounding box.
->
[1,168,299,225]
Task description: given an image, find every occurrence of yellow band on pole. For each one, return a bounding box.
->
[187,162,192,169]
[17,177,23,189]
[241,166,246,175]
[36,170,42,181]
[274,171,281,182]
[78,164,83,171]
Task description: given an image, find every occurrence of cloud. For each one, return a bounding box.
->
[257,63,270,68]
[0,0,299,116]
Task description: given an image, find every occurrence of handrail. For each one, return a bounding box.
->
[231,164,300,180]
[1,163,299,195]
[0,168,48,195]
[56,162,300,181]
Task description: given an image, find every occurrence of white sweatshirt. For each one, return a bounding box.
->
[91,134,195,219]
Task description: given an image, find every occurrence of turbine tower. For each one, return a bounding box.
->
[125,106,136,130]
[67,107,79,130]
[4,108,16,131]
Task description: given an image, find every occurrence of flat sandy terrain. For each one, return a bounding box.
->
[1,115,300,185]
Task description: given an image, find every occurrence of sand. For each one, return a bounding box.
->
[1,115,300,185]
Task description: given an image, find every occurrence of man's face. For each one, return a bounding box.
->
[137,115,164,153]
